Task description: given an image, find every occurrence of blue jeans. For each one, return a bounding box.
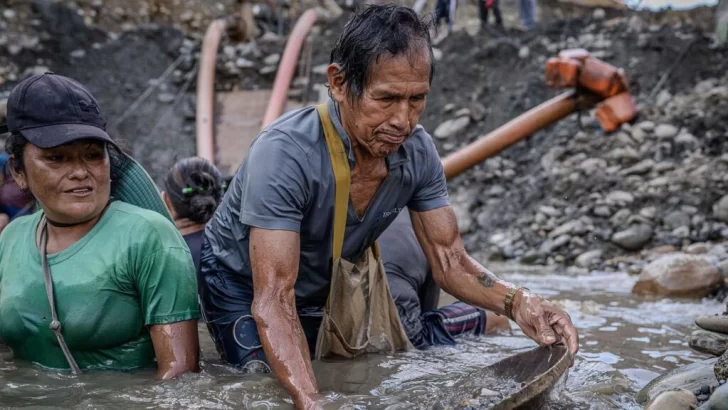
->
[519,0,537,29]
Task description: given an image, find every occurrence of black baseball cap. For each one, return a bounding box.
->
[4,73,174,222]
[6,72,114,149]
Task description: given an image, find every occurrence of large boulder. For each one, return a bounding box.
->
[714,195,728,223]
[701,383,728,410]
[696,315,728,334]
[645,389,696,410]
[716,350,728,381]
[632,254,722,298]
[612,224,653,250]
[637,358,718,404]
[689,330,728,357]
[434,116,470,139]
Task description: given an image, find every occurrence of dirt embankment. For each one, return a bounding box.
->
[2,0,728,271]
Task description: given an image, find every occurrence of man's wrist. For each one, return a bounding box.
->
[504,286,529,321]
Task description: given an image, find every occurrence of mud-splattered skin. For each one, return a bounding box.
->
[409,207,580,357]
[11,141,201,378]
[250,228,319,409]
[149,321,200,379]
[11,141,110,253]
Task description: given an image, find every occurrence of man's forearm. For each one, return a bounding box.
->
[434,252,517,316]
[253,302,319,408]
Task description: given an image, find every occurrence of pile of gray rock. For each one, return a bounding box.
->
[446,72,728,274]
[417,10,728,275]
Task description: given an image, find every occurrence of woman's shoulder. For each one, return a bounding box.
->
[0,211,40,241]
[107,201,185,249]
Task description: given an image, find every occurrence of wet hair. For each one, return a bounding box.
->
[4,133,26,172]
[329,4,436,101]
[163,157,224,224]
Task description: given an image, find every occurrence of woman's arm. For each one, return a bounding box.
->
[0,213,9,234]
[149,320,200,380]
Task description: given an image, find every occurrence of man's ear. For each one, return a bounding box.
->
[326,63,347,104]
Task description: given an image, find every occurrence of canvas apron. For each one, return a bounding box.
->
[314,104,414,360]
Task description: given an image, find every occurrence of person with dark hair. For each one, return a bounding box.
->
[199,5,578,409]
[0,73,200,378]
[162,157,226,271]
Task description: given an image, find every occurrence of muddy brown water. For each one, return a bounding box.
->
[0,262,722,409]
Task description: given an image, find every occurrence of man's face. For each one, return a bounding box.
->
[328,47,431,158]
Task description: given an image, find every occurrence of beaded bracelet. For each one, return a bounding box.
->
[504,286,529,321]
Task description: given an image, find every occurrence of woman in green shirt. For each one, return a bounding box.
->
[0,73,200,378]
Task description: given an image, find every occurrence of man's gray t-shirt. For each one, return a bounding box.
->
[204,98,449,309]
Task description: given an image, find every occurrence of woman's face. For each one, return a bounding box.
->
[11,139,111,224]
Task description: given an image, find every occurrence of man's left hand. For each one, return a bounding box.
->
[511,290,579,357]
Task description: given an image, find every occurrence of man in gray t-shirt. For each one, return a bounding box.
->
[199,5,578,409]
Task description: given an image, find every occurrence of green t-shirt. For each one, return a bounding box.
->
[0,201,200,371]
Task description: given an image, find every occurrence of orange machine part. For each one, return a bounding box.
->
[196,19,230,163]
[545,57,582,89]
[262,9,318,128]
[442,91,586,179]
[595,92,638,132]
[578,58,627,99]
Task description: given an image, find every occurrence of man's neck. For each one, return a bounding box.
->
[350,140,385,173]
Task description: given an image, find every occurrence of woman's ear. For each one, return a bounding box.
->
[8,156,28,192]
[161,191,178,219]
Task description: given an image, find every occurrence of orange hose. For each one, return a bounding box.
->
[261,9,318,128]
[196,19,229,163]
[441,91,592,180]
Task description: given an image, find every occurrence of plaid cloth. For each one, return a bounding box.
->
[415,302,487,348]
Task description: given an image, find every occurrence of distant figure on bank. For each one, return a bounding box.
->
[380,211,511,348]
[435,0,456,33]
[0,73,200,378]
[162,157,226,271]
[479,0,503,32]
[519,0,537,30]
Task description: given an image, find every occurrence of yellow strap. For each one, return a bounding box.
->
[316,104,350,261]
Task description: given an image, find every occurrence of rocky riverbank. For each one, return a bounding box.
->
[2,1,728,267]
[425,19,728,274]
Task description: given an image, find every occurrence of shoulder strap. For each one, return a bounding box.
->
[316,104,350,262]
[39,217,81,374]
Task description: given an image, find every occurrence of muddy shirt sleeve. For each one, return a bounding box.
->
[238,130,309,232]
[407,130,450,212]
[132,215,200,325]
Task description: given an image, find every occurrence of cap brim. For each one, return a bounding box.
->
[19,123,114,149]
